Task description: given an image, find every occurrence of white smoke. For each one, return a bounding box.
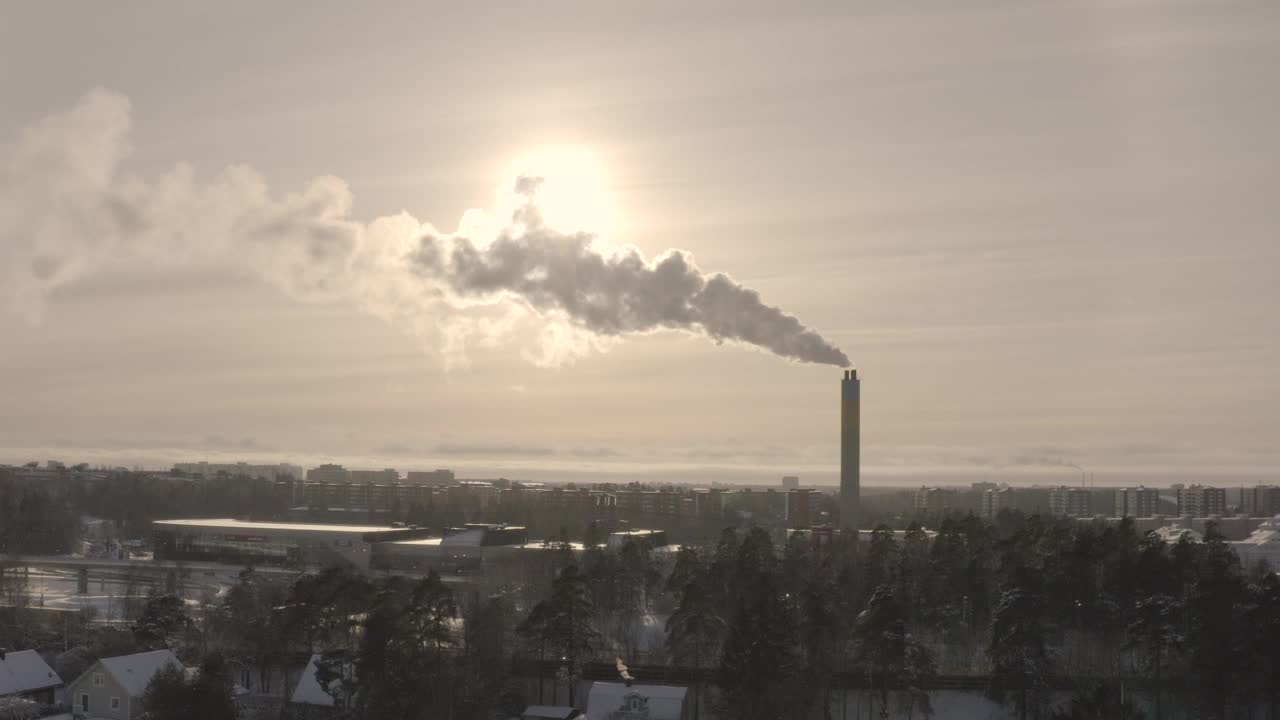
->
[0,89,850,368]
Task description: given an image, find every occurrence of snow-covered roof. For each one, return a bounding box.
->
[586,683,686,720]
[1152,525,1202,543]
[0,650,62,696]
[1237,516,1280,546]
[522,705,584,720]
[154,518,393,534]
[290,654,352,706]
[97,650,182,696]
[440,528,487,546]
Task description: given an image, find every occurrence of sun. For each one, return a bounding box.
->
[497,144,620,242]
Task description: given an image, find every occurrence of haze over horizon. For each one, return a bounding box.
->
[2,2,1278,486]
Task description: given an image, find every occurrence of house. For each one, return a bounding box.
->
[0,649,64,705]
[585,683,687,720]
[67,649,181,719]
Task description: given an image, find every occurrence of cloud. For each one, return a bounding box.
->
[201,434,270,452]
[569,446,625,458]
[433,443,558,457]
[0,89,851,369]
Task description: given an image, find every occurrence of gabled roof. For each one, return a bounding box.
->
[586,683,687,720]
[0,650,63,696]
[95,650,182,696]
[291,654,354,706]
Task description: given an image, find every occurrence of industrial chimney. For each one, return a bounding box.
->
[840,369,860,529]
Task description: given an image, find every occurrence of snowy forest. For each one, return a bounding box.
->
[3,512,1279,720]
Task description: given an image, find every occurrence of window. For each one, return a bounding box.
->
[93,671,105,687]
[80,694,89,711]
[111,696,121,710]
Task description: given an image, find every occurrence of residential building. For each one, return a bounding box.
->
[0,649,63,706]
[912,486,948,516]
[1178,485,1227,517]
[693,489,725,520]
[786,488,816,527]
[1241,485,1280,517]
[306,464,351,483]
[1115,486,1160,518]
[68,649,181,719]
[172,461,304,480]
[406,469,455,486]
[348,468,399,484]
[781,475,800,490]
[586,683,687,720]
[980,487,1014,519]
[1048,486,1092,518]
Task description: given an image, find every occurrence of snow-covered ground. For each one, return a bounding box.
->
[4,567,229,623]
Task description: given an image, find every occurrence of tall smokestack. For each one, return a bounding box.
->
[840,369,860,529]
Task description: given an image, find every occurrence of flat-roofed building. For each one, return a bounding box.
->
[306,464,351,483]
[1116,487,1160,518]
[1178,485,1227,517]
[151,518,431,570]
[912,486,948,516]
[980,487,1014,519]
[607,529,670,551]
[1242,485,1280,517]
[349,468,400,484]
[173,461,304,480]
[406,469,455,486]
[1048,486,1092,517]
[787,488,816,527]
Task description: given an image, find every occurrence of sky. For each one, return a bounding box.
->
[1,1,1277,486]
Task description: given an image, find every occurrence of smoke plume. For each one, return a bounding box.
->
[0,89,850,368]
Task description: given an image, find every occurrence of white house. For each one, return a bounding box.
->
[585,683,687,720]
[0,649,63,706]
[67,649,181,719]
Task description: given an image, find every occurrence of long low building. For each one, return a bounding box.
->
[152,518,433,570]
[152,519,680,575]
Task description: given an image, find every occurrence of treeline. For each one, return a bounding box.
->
[0,470,293,552]
[0,481,78,554]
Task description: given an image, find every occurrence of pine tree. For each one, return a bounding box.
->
[851,586,935,720]
[667,579,726,720]
[717,528,798,720]
[987,586,1052,720]
[1124,594,1183,720]
[1246,573,1280,719]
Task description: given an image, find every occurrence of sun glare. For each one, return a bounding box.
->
[498,144,619,243]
